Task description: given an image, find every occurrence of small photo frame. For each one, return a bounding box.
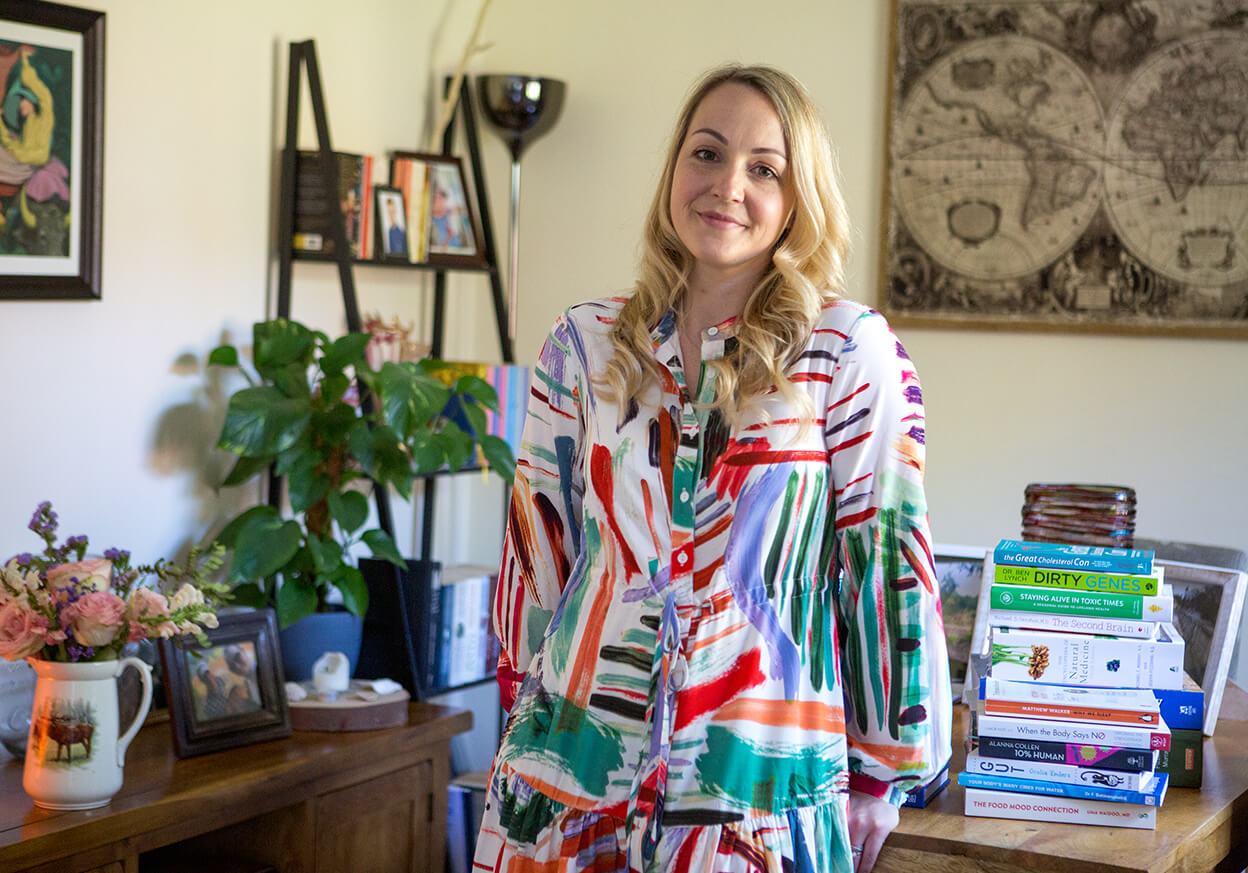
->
[932,544,990,699]
[390,151,487,268]
[157,608,291,758]
[374,185,408,262]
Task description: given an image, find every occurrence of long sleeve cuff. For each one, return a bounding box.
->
[849,772,906,807]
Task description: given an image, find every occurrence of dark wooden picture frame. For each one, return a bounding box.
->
[157,608,291,758]
[389,150,487,269]
[374,184,408,262]
[0,0,104,300]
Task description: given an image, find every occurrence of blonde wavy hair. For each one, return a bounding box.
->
[599,64,852,424]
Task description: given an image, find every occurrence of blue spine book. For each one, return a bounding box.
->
[957,770,1169,806]
[1153,682,1205,731]
[436,579,456,689]
[994,539,1154,574]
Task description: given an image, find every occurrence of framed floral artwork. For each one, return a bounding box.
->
[0,0,104,300]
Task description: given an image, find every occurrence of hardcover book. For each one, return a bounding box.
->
[974,712,1170,751]
[1152,675,1205,732]
[978,676,1162,726]
[963,786,1157,829]
[957,770,1169,806]
[986,608,1159,639]
[1157,728,1203,788]
[987,624,1185,689]
[963,752,1153,791]
[993,563,1163,596]
[994,539,1154,575]
[901,763,950,808]
[292,151,374,258]
[988,582,1173,622]
[970,735,1157,772]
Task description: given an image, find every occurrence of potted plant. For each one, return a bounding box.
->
[207,318,514,676]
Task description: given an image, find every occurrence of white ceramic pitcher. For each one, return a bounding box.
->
[22,657,153,810]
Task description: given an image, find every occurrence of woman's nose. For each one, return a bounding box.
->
[710,161,746,202]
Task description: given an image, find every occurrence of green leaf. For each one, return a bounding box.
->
[220,455,271,488]
[480,435,517,480]
[407,429,444,477]
[228,582,268,608]
[333,565,369,617]
[286,455,330,514]
[307,535,344,576]
[276,580,318,628]
[362,529,406,567]
[216,505,280,548]
[321,333,372,376]
[254,319,315,372]
[378,362,449,437]
[455,374,499,412]
[346,419,376,475]
[208,345,239,367]
[459,401,488,441]
[328,490,370,533]
[230,516,303,582]
[437,422,473,472]
[217,386,310,457]
[313,401,361,447]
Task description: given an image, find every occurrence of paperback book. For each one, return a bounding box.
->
[963,752,1153,791]
[994,539,1154,575]
[985,608,1158,639]
[993,563,1163,596]
[987,624,1184,689]
[974,712,1170,751]
[1153,674,1205,732]
[988,582,1173,622]
[963,786,1158,829]
[957,770,1169,806]
[901,763,950,808]
[978,676,1163,726]
[292,150,374,257]
[970,735,1156,772]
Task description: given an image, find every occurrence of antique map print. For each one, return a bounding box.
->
[882,1,1248,336]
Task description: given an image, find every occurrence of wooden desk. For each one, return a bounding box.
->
[882,685,1248,873]
[0,703,472,873]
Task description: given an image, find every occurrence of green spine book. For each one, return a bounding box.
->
[994,563,1161,596]
[988,583,1172,621]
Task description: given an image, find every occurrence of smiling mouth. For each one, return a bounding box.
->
[699,210,744,229]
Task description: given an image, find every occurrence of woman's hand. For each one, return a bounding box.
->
[846,789,900,872]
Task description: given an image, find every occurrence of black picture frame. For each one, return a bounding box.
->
[0,0,104,300]
[157,608,291,758]
[390,150,488,269]
[373,184,409,262]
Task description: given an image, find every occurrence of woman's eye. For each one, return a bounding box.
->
[692,147,717,161]
[753,164,778,180]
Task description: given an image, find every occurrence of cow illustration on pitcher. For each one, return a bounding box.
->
[30,697,97,765]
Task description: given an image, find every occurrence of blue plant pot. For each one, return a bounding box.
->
[277,610,364,684]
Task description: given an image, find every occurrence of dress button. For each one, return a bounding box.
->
[680,489,690,503]
[677,551,688,565]
[707,326,719,336]
[670,658,688,691]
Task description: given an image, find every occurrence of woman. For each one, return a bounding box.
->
[476,64,951,873]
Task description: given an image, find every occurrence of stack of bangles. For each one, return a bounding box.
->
[852,845,864,857]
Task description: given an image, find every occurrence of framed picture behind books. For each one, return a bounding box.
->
[374,185,408,262]
[157,608,291,758]
[0,1,104,300]
[932,544,989,698]
[390,151,487,269]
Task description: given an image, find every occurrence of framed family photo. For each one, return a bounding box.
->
[374,184,408,262]
[0,0,104,300]
[931,544,990,698]
[157,608,291,758]
[389,150,487,269]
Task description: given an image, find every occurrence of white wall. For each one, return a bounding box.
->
[0,1,1245,683]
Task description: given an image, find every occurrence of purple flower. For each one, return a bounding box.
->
[103,548,129,562]
[65,535,87,549]
[66,643,96,662]
[14,553,33,566]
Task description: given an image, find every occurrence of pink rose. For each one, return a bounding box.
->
[46,558,113,596]
[126,587,170,621]
[62,590,126,648]
[0,601,50,660]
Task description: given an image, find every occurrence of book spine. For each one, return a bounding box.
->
[986,608,1157,639]
[987,626,1184,689]
[989,583,1173,621]
[423,565,443,691]
[973,736,1155,771]
[993,563,1160,596]
[976,713,1169,751]
[963,787,1156,829]
[957,771,1166,806]
[964,753,1150,790]
[993,540,1153,574]
[901,766,950,808]
[980,696,1161,726]
[1153,686,1204,731]
[436,578,454,689]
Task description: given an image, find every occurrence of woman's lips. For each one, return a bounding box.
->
[699,210,744,229]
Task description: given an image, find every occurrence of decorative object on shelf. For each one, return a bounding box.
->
[0,660,35,758]
[157,608,291,758]
[930,543,991,699]
[1021,483,1136,547]
[390,151,488,268]
[363,312,430,368]
[276,607,362,683]
[1,502,226,807]
[374,184,409,262]
[0,1,104,301]
[208,318,517,632]
[476,73,566,337]
[285,677,409,731]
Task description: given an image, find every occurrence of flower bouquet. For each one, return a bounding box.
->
[0,502,227,663]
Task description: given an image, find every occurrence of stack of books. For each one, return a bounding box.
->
[961,539,1204,827]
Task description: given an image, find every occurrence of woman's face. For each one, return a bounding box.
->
[669,82,794,287]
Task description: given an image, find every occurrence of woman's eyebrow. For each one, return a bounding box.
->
[689,127,787,159]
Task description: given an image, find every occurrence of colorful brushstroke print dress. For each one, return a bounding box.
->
[475,296,952,873]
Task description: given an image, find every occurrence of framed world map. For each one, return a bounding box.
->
[879,0,1248,337]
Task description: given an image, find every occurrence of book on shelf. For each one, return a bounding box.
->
[292,150,374,258]
[977,676,1163,726]
[985,608,1159,639]
[974,711,1170,751]
[987,623,1184,689]
[901,763,950,808]
[957,770,1169,807]
[434,565,500,691]
[1157,728,1203,788]
[969,735,1157,772]
[963,785,1158,829]
[987,582,1173,622]
[963,752,1154,791]
[390,153,430,263]
[993,539,1154,575]
[993,562,1163,596]
[1153,674,1205,731]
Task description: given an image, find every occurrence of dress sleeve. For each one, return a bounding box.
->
[825,309,953,806]
[495,311,586,710]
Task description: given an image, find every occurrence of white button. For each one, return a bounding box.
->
[680,489,690,503]
[677,551,688,565]
[706,326,719,336]
[670,659,688,691]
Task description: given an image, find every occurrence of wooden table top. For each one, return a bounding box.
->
[884,683,1248,873]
